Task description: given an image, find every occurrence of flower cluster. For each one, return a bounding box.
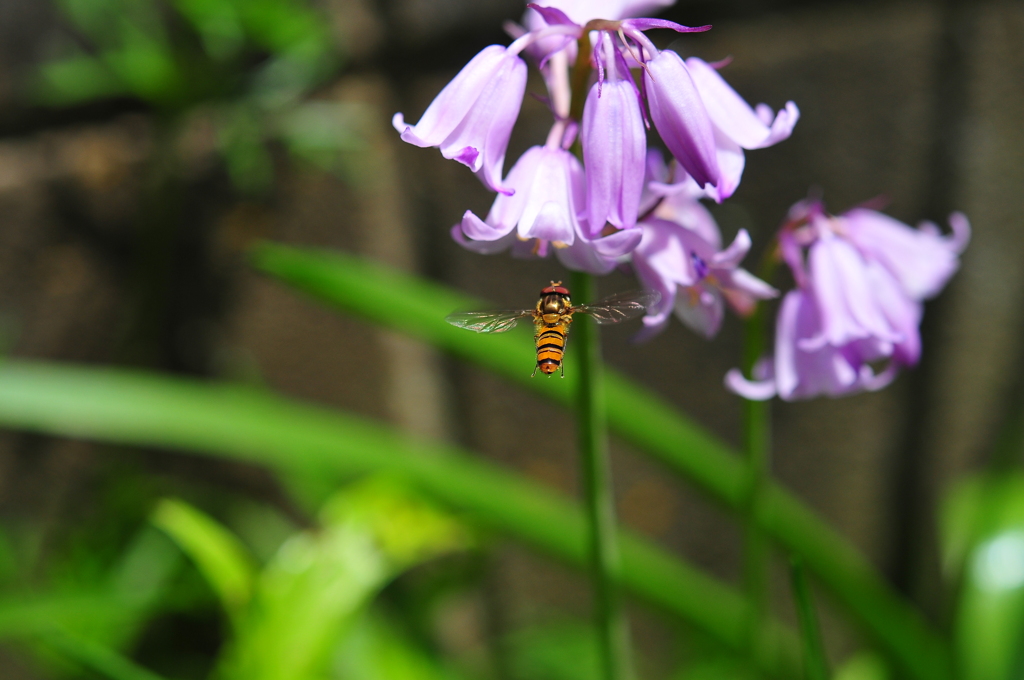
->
[395,0,971,401]
[394,0,797,338]
[725,200,970,401]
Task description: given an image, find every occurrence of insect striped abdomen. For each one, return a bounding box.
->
[536,324,567,375]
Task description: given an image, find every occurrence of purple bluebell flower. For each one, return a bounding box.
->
[643,50,720,189]
[726,201,970,401]
[629,177,777,340]
[393,45,527,193]
[581,34,646,233]
[644,57,799,202]
[725,289,897,401]
[843,208,970,300]
[458,142,585,247]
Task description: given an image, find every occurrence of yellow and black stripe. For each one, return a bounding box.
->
[535,323,568,375]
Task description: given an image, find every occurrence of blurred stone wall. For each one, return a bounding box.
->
[0,0,1022,677]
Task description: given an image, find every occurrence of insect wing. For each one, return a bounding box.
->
[445,309,533,333]
[573,290,661,325]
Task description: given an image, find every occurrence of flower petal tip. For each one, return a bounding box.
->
[724,368,776,400]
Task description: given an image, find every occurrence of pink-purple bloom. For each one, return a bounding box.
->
[581,34,646,233]
[396,0,802,346]
[643,50,721,189]
[459,144,585,246]
[630,180,777,339]
[392,45,527,194]
[726,201,970,401]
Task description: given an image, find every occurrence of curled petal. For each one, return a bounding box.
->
[685,57,800,150]
[759,101,800,148]
[532,0,674,23]
[711,228,751,268]
[393,45,527,193]
[725,268,780,302]
[843,208,970,300]
[450,225,518,254]
[725,367,778,400]
[621,18,711,32]
[460,210,512,241]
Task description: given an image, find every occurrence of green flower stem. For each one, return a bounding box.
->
[742,303,771,651]
[789,558,829,680]
[571,271,633,680]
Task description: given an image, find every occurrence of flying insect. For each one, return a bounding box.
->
[445,282,660,377]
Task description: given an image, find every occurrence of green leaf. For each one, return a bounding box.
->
[220,480,468,680]
[507,621,600,680]
[151,498,257,622]
[40,628,168,680]
[334,609,462,680]
[33,57,127,106]
[942,474,1024,680]
[0,360,797,678]
[0,593,132,638]
[249,241,950,680]
[833,652,890,680]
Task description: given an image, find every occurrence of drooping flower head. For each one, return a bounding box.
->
[395,0,801,328]
[629,152,777,339]
[393,45,528,194]
[726,198,970,401]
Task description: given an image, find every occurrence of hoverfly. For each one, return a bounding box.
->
[445,282,660,377]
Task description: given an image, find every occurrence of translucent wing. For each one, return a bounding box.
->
[573,290,661,325]
[445,309,534,333]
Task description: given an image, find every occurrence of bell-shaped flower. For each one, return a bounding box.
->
[457,144,585,247]
[393,45,527,193]
[643,50,720,189]
[685,57,800,150]
[726,200,969,401]
[581,39,646,234]
[800,228,904,352]
[651,57,799,202]
[632,215,776,340]
[842,209,970,300]
[725,289,898,401]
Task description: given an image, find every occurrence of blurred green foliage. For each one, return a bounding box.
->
[942,473,1024,680]
[4,1,1023,673]
[35,0,365,191]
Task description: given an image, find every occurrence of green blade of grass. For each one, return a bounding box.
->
[0,360,799,678]
[249,242,949,680]
[42,628,168,680]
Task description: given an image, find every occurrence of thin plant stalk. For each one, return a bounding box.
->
[789,557,829,680]
[571,270,633,680]
[741,292,772,650]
